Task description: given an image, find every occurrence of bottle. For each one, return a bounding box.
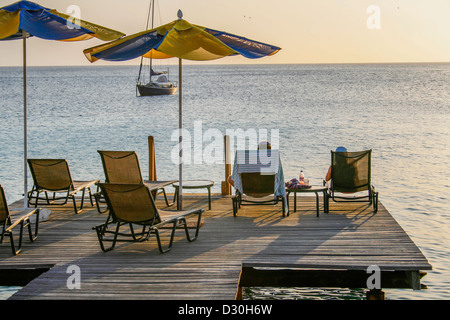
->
[299,170,304,183]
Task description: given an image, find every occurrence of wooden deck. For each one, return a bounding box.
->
[1,193,431,300]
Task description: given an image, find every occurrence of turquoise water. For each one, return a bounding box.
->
[0,63,448,300]
[0,287,21,300]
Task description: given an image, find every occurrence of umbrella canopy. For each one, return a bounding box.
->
[84,10,281,209]
[0,1,123,41]
[84,11,280,62]
[0,1,124,207]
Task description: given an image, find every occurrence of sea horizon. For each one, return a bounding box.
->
[1,61,450,68]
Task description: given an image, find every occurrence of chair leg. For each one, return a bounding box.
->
[181,210,203,242]
[79,188,86,210]
[281,196,286,217]
[370,186,378,213]
[71,195,80,214]
[324,192,330,213]
[373,192,379,213]
[151,223,176,254]
[0,224,5,244]
[174,187,179,210]
[8,230,19,255]
[61,191,70,205]
[232,196,238,217]
[88,187,95,207]
[94,222,119,252]
[27,188,35,207]
[1,210,39,255]
[161,188,175,207]
[8,221,25,255]
[71,187,88,214]
[33,190,41,208]
[26,210,40,242]
[94,192,108,214]
[129,224,149,241]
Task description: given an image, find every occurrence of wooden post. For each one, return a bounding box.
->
[221,135,232,195]
[235,268,244,300]
[148,136,157,181]
[366,289,385,300]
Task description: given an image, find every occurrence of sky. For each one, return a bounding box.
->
[0,0,449,66]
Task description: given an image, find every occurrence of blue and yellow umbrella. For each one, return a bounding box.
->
[84,10,280,62]
[84,10,281,209]
[0,1,123,41]
[0,1,124,206]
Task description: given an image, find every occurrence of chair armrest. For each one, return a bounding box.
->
[156,208,204,227]
[6,208,39,231]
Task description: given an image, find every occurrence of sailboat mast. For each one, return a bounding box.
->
[137,0,154,88]
[149,0,155,78]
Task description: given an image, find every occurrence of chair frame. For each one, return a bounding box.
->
[96,151,174,214]
[27,159,98,214]
[232,172,287,217]
[93,183,203,253]
[1,184,39,255]
[326,150,379,212]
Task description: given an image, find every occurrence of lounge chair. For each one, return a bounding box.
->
[325,149,379,212]
[1,184,39,255]
[231,150,287,217]
[93,183,203,253]
[96,151,176,213]
[27,159,99,214]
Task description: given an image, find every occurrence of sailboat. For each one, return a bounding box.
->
[136,0,178,96]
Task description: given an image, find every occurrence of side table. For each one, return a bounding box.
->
[286,185,328,217]
[173,180,215,210]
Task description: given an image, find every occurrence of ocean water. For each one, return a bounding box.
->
[0,63,448,300]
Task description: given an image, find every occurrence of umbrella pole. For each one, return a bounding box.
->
[23,30,28,209]
[178,58,183,210]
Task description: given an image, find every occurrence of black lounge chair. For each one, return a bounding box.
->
[93,183,203,253]
[27,159,99,214]
[326,149,379,212]
[231,149,287,217]
[1,184,39,255]
[232,172,287,217]
[96,151,176,214]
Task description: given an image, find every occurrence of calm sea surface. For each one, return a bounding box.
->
[0,63,448,300]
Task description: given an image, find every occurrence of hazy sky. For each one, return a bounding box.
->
[0,0,449,66]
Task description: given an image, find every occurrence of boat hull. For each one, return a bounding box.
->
[137,84,178,96]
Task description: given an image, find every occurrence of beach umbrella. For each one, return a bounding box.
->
[0,1,124,207]
[83,10,280,209]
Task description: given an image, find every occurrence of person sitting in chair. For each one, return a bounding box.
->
[325,146,347,182]
[227,141,272,187]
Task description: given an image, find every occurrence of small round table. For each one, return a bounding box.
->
[173,180,215,210]
[286,186,328,217]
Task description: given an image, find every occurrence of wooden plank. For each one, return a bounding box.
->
[0,195,431,300]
